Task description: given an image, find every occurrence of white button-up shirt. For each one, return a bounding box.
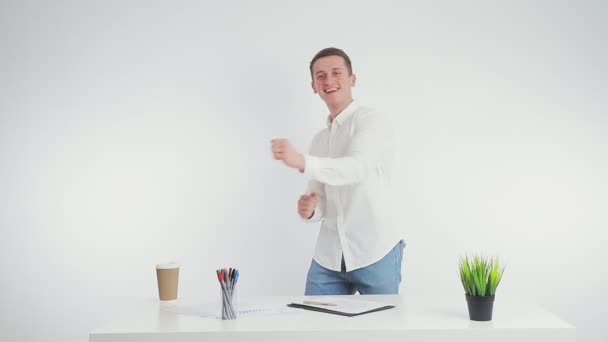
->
[303,101,402,272]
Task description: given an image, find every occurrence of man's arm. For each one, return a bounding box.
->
[271,111,392,186]
[303,112,394,186]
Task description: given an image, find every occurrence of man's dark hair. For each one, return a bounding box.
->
[309,47,353,78]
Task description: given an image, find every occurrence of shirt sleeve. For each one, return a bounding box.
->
[303,111,394,186]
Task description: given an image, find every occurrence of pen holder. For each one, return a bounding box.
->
[216,268,239,320]
[220,285,237,320]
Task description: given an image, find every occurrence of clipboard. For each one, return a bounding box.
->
[287,297,396,317]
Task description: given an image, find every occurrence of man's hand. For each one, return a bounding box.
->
[298,192,317,219]
[271,138,305,170]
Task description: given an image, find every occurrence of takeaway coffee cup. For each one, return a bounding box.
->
[156,262,179,301]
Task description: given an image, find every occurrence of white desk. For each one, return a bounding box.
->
[90,295,575,342]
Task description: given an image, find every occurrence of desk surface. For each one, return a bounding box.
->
[90,294,575,342]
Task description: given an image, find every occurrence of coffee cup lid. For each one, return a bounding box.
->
[156,261,179,269]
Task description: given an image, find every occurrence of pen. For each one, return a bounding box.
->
[303,300,337,306]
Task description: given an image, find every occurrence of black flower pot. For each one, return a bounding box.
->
[465,294,495,321]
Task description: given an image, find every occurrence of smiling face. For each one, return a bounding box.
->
[311,55,356,114]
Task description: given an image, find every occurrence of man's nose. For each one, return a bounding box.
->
[323,77,336,86]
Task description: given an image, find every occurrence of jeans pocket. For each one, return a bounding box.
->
[397,240,405,284]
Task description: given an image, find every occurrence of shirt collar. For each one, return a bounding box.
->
[327,100,359,128]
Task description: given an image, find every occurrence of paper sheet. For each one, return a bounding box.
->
[162,301,299,319]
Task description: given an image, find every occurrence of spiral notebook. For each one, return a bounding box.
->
[287,296,395,317]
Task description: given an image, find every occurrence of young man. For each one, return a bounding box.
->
[271,47,404,295]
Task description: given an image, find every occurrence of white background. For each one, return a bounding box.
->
[1,1,606,341]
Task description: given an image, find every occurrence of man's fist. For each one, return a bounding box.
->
[298,192,317,219]
[271,138,305,170]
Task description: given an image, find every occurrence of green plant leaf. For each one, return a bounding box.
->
[458,254,505,297]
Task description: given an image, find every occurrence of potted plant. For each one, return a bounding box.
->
[458,255,505,321]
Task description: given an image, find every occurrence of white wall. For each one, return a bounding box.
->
[1,0,606,341]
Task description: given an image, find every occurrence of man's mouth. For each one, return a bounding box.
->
[324,87,339,94]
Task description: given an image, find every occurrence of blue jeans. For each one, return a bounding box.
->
[305,240,405,295]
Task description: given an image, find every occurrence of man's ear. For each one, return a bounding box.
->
[350,74,357,87]
[311,80,318,94]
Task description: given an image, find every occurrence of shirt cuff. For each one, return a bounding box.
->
[303,154,319,178]
[301,205,324,223]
